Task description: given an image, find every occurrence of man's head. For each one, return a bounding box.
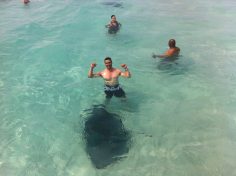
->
[24,0,30,4]
[168,39,176,48]
[104,57,112,70]
[111,15,116,22]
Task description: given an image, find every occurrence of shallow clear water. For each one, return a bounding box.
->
[0,0,236,175]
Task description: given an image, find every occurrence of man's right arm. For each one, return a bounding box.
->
[152,49,175,58]
[88,66,94,78]
[88,63,101,78]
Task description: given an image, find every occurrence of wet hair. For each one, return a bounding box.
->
[168,39,176,48]
[111,15,116,19]
[104,57,112,62]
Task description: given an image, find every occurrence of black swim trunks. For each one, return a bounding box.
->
[104,84,126,98]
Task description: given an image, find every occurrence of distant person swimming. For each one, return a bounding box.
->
[88,57,131,99]
[152,39,180,58]
[105,15,121,34]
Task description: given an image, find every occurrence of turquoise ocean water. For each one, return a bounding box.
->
[1,0,236,175]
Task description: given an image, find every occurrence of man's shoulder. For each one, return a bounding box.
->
[98,69,105,75]
[114,68,121,72]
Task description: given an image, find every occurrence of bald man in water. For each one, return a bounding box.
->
[153,39,180,58]
[88,57,131,99]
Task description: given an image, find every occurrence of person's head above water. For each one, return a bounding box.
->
[111,15,117,22]
[168,39,176,48]
[104,57,112,70]
[23,0,30,4]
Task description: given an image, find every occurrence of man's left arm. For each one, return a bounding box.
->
[120,64,131,78]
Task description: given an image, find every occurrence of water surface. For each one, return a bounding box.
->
[0,0,236,175]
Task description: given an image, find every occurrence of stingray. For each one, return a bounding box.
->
[83,105,131,169]
[101,1,123,8]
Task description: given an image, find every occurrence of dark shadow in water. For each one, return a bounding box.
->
[83,105,131,169]
[101,1,123,8]
[108,27,120,34]
[155,56,190,75]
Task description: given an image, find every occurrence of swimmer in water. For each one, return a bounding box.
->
[105,15,121,34]
[88,57,131,99]
[152,39,180,58]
